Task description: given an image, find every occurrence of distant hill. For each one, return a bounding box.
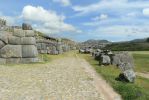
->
[130,38,148,43]
[83,39,110,44]
[79,39,111,49]
[104,37,149,51]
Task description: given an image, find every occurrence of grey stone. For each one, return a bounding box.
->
[0,45,22,58]
[40,50,48,54]
[0,58,6,64]
[6,58,21,64]
[101,55,111,65]
[21,37,36,45]
[22,45,38,58]
[24,30,35,37]
[0,31,8,43]
[51,46,58,55]
[0,40,5,49]
[120,70,136,83]
[21,58,38,63]
[22,23,32,30]
[8,36,21,45]
[112,55,121,66]
[112,52,134,67]
[13,29,25,37]
[119,63,133,72]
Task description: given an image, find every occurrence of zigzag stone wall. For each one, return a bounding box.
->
[0,28,39,64]
[36,39,63,55]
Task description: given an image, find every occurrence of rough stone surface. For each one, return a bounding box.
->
[6,58,21,64]
[0,31,8,43]
[0,58,6,64]
[112,52,134,67]
[0,22,38,64]
[0,45,22,58]
[25,30,35,37]
[13,29,25,37]
[0,41,5,49]
[21,58,38,63]
[21,37,36,45]
[101,55,111,65]
[119,70,136,83]
[22,23,32,30]
[22,45,38,58]
[8,36,21,45]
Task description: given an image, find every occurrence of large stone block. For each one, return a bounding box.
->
[6,58,21,64]
[0,40,5,49]
[0,58,6,64]
[24,30,35,37]
[41,43,47,50]
[112,52,134,67]
[8,36,21,45]
[40,50,48,54]
[22,45,38,58]
[0,45,22,58]
[22,23,32,30]
[21,58,38,63]
[101,55,111,65]
[21,37,36,45]
[0,31,8,43]
[13,29,25,37]
[37,43,42,50]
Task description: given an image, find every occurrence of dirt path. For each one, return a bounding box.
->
[76,54,121,100]
[0,57,101,100]
[0,53,121,100]
[136,72,149,79]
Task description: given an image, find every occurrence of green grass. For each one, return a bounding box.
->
[39,50,77,63]
[78,53,149,100]
[131,51,149,72]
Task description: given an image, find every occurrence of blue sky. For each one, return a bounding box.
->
[0,0,149,42]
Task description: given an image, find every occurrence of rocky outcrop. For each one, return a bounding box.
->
[22,23,32,30]
[0,27,38,64]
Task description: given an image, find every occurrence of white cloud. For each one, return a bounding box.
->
[86,25,149,41]
[53,0,71,6]
[72,0,149,16]
[143,8,149,16]
[92,14,108,21]
[21,5,80,34]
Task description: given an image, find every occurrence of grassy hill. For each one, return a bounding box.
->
[104,38,149,51]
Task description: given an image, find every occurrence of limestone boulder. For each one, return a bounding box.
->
[0,40,5,49]
[119,70,136,83]
[6,58,21,64]
[24,30,35,37]
[0,45,22,58]
[22,23,32,30]
[21,37,36,45]
[13,29,25,37]
[112,52,134,67]
[0,31,8,43]
[22,45,38,58]
[101,55,111,65]
[21,58,38,63]
[0,58,6,64]
[8,36,21,45]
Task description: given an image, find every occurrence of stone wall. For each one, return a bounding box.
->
[36,39,63,55]
[0,28,39,64]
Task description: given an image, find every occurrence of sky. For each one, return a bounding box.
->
[0,0,149,42]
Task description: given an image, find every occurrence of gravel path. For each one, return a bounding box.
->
[136,72,149,79]
[0,56,102,100]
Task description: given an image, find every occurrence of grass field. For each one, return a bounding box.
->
[131,51,149,72]
[78,51,149,100]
